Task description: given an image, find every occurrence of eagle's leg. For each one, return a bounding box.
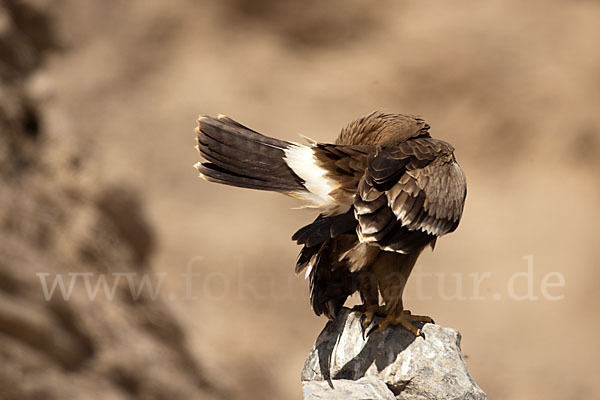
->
[353,271,384,334]
[367,250,433,337]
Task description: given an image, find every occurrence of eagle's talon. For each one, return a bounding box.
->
[359,314,368,338]
[360,314,378,339]
[359,313,367,325]
[358,305,386,338]
[365,323,380,338]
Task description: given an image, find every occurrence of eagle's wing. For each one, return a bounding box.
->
[354,138,467,253]
[292,138,466,259]
[291,139,466,318]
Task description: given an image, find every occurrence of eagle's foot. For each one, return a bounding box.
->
[355,305,386,338]
[366,310,434,337]
[404,310,435,324]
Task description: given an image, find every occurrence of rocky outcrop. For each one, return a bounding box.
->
[302,308,487,400]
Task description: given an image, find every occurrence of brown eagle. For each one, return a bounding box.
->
[194,111,466,336]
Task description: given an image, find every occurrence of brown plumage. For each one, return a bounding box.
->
[194,111,467,333]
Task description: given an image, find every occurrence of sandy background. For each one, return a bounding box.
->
[17,0,600,398]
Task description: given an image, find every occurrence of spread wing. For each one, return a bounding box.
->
[354,138,467,253]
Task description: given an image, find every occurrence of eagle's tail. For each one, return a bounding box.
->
[194,115,307,193]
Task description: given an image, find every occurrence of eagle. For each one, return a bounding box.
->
[194,111,466,336]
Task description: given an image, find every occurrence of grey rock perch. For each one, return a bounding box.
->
[302,308,487,400]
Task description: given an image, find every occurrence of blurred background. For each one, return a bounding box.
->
[1,0,600,399]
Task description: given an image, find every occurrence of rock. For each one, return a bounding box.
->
[303,377,396,400]
[302,307,487,400]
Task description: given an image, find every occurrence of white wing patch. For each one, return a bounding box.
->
[284,144,338,210]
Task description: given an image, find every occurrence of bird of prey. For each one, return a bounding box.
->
[194,111,466,336]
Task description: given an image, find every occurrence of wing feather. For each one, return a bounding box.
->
[354,138,466,253]
[292,137,466,256]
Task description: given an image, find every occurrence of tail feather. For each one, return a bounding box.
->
[198,130,294,179]
[195,115,306,193]
[197,163,297,192]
